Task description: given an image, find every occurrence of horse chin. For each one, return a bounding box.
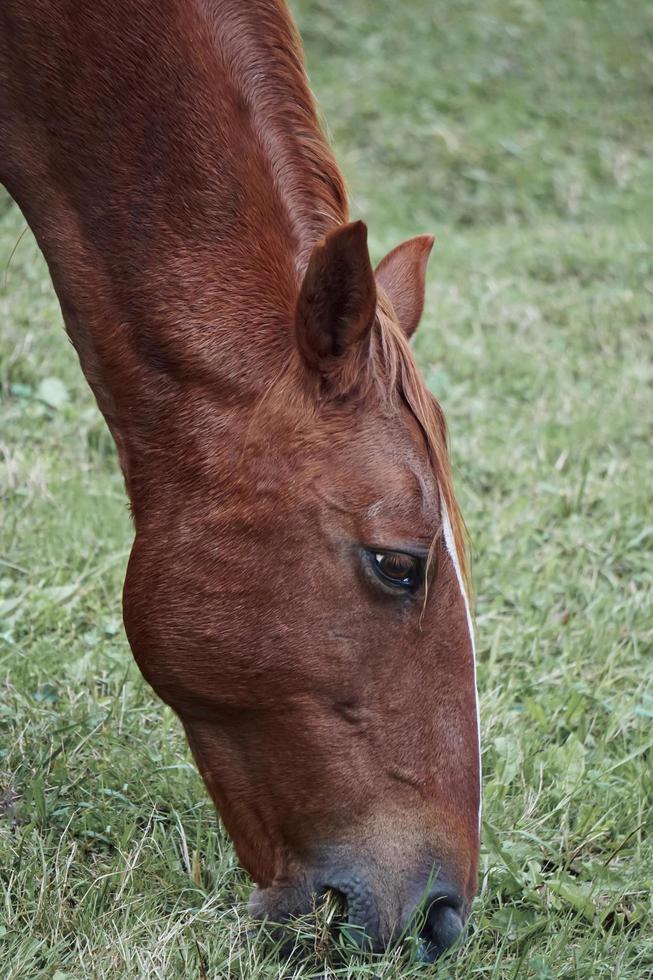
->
[248,876,317,926]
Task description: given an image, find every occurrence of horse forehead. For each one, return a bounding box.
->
[361,461,439,534]
[363,445,436,500]
[313,403,437,503]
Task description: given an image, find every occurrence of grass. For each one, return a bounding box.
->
[1,0,652,976]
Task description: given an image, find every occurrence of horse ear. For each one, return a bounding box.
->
[374,234,434,339]
[295,221,377,372]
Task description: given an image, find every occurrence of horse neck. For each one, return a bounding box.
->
[1,0,347,505]
[206,0,348,268]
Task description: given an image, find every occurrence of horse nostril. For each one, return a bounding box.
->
[417,890,464,961]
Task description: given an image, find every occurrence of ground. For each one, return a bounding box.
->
[1,0,652,977]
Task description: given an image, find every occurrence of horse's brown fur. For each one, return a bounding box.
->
[1,0,479,951]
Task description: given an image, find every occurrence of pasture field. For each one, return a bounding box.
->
[1,0,652,976]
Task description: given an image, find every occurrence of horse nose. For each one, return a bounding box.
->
[326,874,466,960]
[416,885,465,961]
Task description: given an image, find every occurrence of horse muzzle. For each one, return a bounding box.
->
[248,861,469,962]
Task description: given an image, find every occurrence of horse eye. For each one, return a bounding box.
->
[372,551,422,590]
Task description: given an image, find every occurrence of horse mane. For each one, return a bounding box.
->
[213,0,348,270]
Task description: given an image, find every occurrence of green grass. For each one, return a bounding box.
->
[1,0,652,976]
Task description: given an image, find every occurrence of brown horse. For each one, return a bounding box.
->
[0,0,480,960]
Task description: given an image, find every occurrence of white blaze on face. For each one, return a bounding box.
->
[439,493,482,831]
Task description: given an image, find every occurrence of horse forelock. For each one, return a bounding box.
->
[373,301,471,593]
